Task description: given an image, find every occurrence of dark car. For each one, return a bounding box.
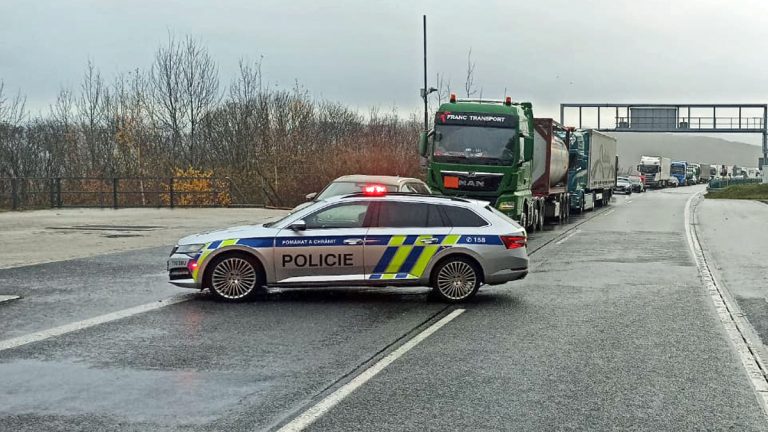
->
[614,178,633,195]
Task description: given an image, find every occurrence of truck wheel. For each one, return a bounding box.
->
[519,207,528,231]
[538,205,545,230]
[532,207,540,232]
[431,256,481,303]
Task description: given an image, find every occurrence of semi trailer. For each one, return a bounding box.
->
[420,95,539,230]
[699,164,715,183]
[531,118,572,228]
[686,163,701,185]
[568,129,617,213]
[638,156,671,188]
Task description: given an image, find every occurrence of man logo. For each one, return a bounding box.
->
[459,178,485,187]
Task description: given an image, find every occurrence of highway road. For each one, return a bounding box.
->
[1,187,766,431]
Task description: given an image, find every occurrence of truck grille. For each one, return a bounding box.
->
[441,172,503,193]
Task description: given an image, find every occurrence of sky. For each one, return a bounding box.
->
[2,0,768,145]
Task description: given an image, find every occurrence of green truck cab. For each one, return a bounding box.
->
[418,96,535,227]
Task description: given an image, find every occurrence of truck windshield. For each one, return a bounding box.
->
[638,165,659,174]
[671,166,686,175]
[433,125,516,163]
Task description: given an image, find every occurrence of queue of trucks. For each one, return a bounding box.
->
[637,158,760,188]
[418,95,617,232]
[416,94,764,231]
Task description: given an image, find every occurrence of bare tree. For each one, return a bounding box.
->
[78,60,108,173]
[0,81,30,178]
[464,48,477,98]
[434,72,451,106]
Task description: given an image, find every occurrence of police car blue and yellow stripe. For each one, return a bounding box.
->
[368,234,461,280]
[189,234,503,282]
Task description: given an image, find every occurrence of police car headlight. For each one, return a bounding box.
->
[498,201,515,210]
[176,243,205,255]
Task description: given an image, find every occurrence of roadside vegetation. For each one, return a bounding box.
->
[706,183,768,200]
[0,36,421,207]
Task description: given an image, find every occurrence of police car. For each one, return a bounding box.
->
[167,185,529,303]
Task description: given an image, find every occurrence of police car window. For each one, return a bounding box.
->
[304,202,370,229]
[442,205,488,227]
[406,182,431,194]
[376,202,433,228]
[426,204,444,227]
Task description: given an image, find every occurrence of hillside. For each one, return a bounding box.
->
[604,132,763,173]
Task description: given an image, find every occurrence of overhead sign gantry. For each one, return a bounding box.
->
[559,103,768,167]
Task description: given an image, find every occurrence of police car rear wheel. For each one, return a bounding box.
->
[207,254,261,302]
[432,257,480,302]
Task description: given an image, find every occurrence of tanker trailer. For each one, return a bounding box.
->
[531,118,571,230]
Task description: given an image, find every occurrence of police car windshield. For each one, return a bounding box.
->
[317,182,397,200]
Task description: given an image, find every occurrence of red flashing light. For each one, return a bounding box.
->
[187,260,199,272]
[449,93,456,103]
[500,235,527,250]
[363,184,387,196]
[505,96,512,106]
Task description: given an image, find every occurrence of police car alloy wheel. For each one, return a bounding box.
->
[432,257,480,302]
[207,253,262,301]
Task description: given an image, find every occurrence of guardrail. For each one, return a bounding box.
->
[0,177,240,210]
[707,177,763,190]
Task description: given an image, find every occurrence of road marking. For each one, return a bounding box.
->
[0,295,21,304]
[555,229,580,245]
[685,192,768,417]
[0,294,194,352]
[277,308,466,432]
[602,209,615,216]
[626,200,632,203]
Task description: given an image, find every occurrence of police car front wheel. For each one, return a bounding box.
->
[206,253,263,302]
[431,257,481,303]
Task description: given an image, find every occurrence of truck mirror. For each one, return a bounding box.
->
[418,132,428,157]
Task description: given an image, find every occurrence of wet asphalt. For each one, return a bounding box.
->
[696,197,768,355]
[1,189,766,431]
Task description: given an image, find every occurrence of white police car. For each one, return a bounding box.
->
[167,185,528,303]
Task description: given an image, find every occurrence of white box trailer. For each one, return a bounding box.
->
[586,130,617,190]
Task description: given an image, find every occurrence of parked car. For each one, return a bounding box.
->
[614,178,633,195]
[627,176,645,193]
[295,175,432,211]
[668,176,679,187]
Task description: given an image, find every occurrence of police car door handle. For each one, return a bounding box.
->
[418,237,440,244]
[343,238,364,245]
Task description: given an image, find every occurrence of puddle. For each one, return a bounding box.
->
[0,359,272,424]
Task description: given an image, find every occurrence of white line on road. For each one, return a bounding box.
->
[685,192,768,417]
[555,229,581,245]
[602,209,615,216]
[0,295,21,304]
[277,308,466,432]
[0,294,194,352]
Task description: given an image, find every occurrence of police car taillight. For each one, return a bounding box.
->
[500,235,527,249]
[363,184,387,196]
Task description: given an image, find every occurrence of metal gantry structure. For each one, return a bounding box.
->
[559,103,768,167]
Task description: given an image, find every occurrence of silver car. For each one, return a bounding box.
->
[167,192,528,303]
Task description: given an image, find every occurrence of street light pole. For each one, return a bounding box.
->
[421,15,437,132]
[423,14,428,131]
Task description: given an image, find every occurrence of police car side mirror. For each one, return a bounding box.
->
[289,220,307,231]
[305,192,317,201]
